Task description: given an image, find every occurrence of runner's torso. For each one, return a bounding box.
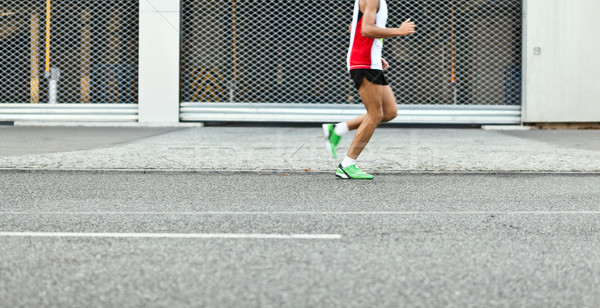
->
[347,0,388,71]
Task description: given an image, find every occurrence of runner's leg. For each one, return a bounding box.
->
[381,85,398,122]
[346,114,366,131]
[346,78,384,159]
[344,85,397,130]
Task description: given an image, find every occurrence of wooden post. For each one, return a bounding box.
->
[231,0,237,102]
[80,10,91,103]
[30,14,40,103]
[107,8,121,103]
[451,0,457,104]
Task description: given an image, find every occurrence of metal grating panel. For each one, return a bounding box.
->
[0,0,139,104]
[180,103,521,124]
[181,0,523,106]
[0,103,138,121]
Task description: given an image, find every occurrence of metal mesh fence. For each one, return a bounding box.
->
[0,0,139,104]
[182,0,522,105]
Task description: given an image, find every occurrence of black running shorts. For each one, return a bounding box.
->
[350,69,389,90]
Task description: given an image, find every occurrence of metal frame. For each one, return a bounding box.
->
[179,0,524,124]
[180,103,521,124]
[0,103,138,122]
[0,0,139,122]
[520,0,528,123]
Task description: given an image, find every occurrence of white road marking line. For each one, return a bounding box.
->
[1,211,600,215]
[0,232,341,240]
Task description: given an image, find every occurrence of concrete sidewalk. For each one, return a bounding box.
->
[1,125,600,172]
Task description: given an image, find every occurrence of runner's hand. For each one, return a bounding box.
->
[398,18,416,36]
[382,58,389,70]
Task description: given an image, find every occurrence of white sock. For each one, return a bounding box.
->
[334,122,349,136]
[341,156,357,168]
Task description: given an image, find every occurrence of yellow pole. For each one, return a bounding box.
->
[80,10,91,103]
[45,0,51,74]
[30,14,40,103]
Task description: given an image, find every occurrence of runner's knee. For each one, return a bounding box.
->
[382,110,397,122]
[368,109,384,123]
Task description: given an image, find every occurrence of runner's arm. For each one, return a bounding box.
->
[361,0,415,38]
[382,58,389,70]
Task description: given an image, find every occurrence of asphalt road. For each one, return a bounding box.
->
[1,171,599,307]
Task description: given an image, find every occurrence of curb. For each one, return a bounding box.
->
[1,168,600,175]
[13,121,204,128]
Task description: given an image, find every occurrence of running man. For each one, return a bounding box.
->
[323,0,415,179]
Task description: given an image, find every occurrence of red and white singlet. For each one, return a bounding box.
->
[347,0,389,71]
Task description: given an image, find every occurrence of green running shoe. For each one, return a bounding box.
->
[336,164,374,180]
[322,124,342,159]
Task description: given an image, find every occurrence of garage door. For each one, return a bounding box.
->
[180,0,522,124]
[0,0,139,122]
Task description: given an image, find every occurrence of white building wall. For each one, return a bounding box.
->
[138,0,180,124]
[522,0,600,123]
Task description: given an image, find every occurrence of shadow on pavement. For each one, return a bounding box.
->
[0,127,184,157]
